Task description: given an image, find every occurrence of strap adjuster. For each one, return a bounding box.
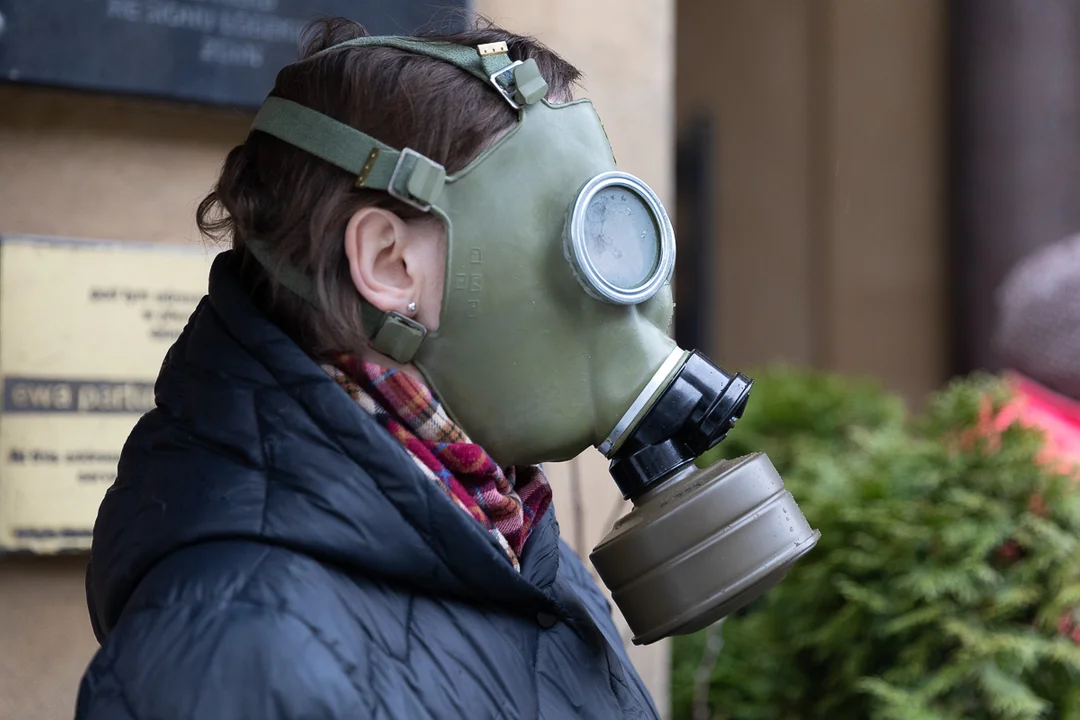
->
[489,58,550,110]
[367,310,428,364]
[490,60,526,110]
[387,148,446,212]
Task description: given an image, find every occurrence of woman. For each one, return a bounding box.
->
[76,18,660,719]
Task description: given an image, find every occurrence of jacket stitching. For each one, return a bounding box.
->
[532,624,542,717]
[403,592,415,663]
[105,663,140,719]
[118,597,374,708]
[252,392,272,538]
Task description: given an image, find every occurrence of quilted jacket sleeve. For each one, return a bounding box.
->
[75,600,370,720]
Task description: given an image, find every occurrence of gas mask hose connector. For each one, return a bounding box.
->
[608,351,753,500]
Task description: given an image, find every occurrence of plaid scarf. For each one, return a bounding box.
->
[323,354,552,572]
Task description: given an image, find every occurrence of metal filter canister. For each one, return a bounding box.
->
[590,452,820,645]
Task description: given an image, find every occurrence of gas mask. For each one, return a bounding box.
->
[245,37,820,645]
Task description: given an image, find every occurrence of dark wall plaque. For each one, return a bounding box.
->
[0,0,470,108]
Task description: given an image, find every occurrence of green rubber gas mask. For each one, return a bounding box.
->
[246,37,819,645]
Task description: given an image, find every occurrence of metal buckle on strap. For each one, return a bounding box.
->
[387,148,446,212]
[490,60,525,110]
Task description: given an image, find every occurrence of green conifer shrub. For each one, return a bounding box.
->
[671,369,1080,720]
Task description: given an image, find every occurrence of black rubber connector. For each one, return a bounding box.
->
[609,352,753,499]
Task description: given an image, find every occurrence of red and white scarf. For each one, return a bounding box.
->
[324,354,552,572]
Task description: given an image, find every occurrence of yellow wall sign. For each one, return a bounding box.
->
[0,234,220,553]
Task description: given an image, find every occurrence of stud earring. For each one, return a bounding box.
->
[406,301,417,315]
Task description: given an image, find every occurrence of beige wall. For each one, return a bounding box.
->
[0,1,676,717]
[825,0,947,397]
[677,0,947,404]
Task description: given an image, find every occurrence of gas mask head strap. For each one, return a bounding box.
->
[242,37,549,364]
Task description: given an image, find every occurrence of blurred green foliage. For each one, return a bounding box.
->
[672,368,1080,720]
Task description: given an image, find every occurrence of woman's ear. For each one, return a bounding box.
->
[343,207,417,316]
[343,208,446,331]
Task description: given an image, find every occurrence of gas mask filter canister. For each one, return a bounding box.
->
[592,352,820,645]
[243,36,820,646]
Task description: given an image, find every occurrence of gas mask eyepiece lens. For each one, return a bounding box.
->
[565,171,675,305]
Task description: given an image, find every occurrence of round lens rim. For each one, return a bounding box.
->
[565,171,676,305]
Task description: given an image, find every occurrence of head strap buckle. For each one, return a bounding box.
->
[489,60,525,110]
[490,58,549,110]
[387,148,446,212]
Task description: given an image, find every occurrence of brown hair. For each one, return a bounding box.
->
[196,17,582,357]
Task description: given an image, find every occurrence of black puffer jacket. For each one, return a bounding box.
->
[75,252,659,719]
